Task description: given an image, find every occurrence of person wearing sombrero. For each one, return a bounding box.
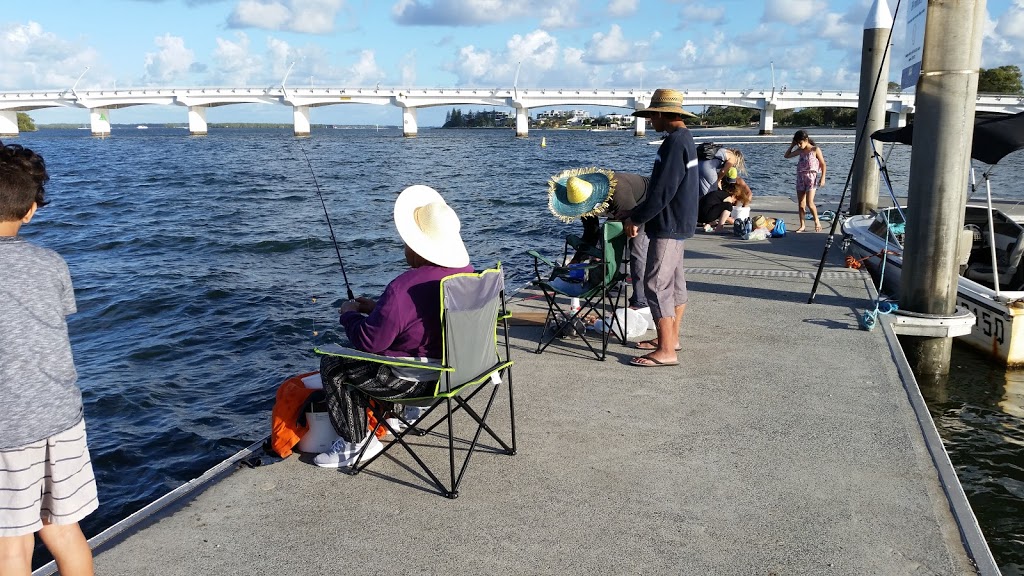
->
[622,88,700,367]
[315,185,473,467]
[548,167,651,310]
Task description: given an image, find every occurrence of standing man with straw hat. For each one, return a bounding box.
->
[623,88,700,367]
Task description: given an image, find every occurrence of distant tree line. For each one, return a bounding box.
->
[979,65,1022,94]
[694,105,858,128]
[443,109,508,128]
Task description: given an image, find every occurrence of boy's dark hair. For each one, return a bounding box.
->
[0,143,50,221]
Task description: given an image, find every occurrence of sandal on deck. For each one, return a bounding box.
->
[629,355,680,368]
[634,339,682,351]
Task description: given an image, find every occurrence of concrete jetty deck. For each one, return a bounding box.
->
[67,197,992,575]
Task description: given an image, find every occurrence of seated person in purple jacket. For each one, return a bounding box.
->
[315,185,473,468]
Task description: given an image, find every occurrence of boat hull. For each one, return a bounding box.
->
[843,214,1024,367]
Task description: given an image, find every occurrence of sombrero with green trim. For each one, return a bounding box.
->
[548,167,616,223]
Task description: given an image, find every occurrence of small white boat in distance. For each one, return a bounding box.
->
[136,125,149,129]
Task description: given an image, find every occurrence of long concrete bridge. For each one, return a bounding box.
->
[1,85,1022,137]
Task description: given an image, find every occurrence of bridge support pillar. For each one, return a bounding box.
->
[90,108,111,137]
[758,105,775,135]
[633,117,646,137]
[402,107,418,137]
[888,109,908,128]
[293,106,311,136]
[0,111,18,137]
[515,107,528,138]
[188,106,208,135]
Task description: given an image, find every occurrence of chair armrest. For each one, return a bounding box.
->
[527,250,558,268]
[566,235,602,259]
[314,343,450,372]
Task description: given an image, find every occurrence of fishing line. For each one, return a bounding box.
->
[807,0,902,303]
[299,144,355,301]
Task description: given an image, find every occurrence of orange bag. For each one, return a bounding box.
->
[268,371,319,458]
[269,371,389,458]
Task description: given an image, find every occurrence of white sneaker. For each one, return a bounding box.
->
[314,434,384,468]
[384,405,427,435]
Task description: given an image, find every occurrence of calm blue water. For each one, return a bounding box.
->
[10,126,1022,572]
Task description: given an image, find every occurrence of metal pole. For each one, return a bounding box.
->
[899,0,987,375]
[850,0,893,215]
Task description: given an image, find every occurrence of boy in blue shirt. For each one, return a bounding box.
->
[0,143,98,575]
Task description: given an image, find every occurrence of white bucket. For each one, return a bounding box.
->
[301,372,323,390]
[730,206,750,220]
[297,409,340,453]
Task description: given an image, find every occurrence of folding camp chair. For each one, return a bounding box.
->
[528,220,631,360]
[314,266,515,499]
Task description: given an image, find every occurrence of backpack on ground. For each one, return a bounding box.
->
[771,218,787,238]
[697,142,723,162]
[733,217,752,238]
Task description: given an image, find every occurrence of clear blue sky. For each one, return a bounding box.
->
[2,0,1020,126]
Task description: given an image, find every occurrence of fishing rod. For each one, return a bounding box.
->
[807,0,901,304]
[299,144,355,301]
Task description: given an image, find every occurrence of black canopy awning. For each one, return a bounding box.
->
[871,111,1024,165]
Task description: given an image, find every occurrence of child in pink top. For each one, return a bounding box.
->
[784,130,828,232]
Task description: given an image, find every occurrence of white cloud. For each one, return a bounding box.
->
[392,0,532,25]
[401,51,418,86]
[680,40,698,62]
[818,12,860,50]
[345,50,387,86]
[996,0,1024,39]
[391,0,580,27]
[0,21,102,90]
[681,3,725,24]
[763,0,827,25]
[445,29,599,87]
[228,0,346,34]
[584,24,646,65]
[983,0,1024,66]
[211,32,264,85]
[607,0,637,17]
[537,0,581,29]
[143,34,196,84]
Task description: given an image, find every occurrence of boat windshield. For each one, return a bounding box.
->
[868,208,905,247]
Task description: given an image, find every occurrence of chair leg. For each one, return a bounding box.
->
[356,376,515,498]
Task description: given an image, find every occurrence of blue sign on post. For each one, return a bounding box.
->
[901,0,928,90]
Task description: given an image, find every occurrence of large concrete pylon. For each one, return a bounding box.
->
[90,108,111,136]
[0,110,18,137]
[900,0,987,376]
[850,0,893,215]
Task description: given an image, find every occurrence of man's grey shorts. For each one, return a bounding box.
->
[643,238,687,320]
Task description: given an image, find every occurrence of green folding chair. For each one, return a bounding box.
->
[314,266,515,499]
[528,220,631,360]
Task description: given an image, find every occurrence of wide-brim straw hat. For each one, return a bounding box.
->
[633,88,697,118]
[393,185,470,268]
[548,167,616,223]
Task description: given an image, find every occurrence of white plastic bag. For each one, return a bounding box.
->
[594,308,648,340]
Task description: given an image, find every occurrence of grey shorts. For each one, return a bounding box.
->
[643,238,688,320]
[0,419,99,537]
